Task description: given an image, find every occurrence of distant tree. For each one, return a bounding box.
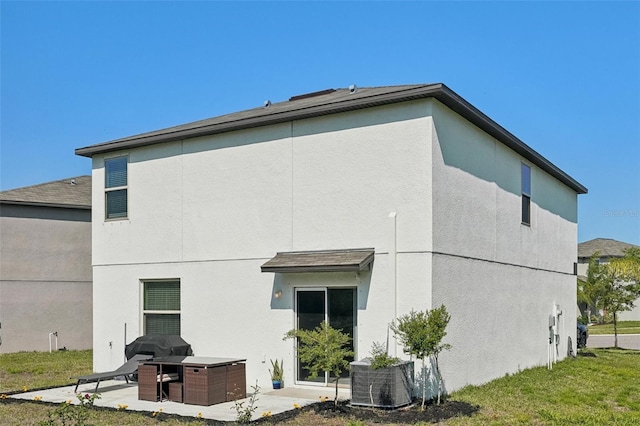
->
[578,254,604,322]
[284,321,353,408]
[391,305,451,408]
[588,248,640,347]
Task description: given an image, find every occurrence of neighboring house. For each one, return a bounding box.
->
[76,84,586,395]
[577,238,640,321]
[0,176,92,353]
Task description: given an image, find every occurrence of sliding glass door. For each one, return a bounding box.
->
[295,288,356,385]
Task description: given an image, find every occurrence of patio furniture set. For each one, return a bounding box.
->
[74,335,246,406]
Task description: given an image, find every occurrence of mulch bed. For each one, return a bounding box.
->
[2,388,479,424]
[258,399,480,424]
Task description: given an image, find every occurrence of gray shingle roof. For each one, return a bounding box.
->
[75,83,587,194]
[578,238,640,259]
[261,248,375,273]
[0,176,91,209]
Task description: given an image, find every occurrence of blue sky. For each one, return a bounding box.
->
[1,1,639,245]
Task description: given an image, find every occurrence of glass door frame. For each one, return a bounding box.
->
[293,286,357,386]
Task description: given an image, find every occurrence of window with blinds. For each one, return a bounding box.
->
[143,280,180,335]
[105,156,128,219]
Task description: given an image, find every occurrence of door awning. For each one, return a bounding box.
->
[261,248,375,273]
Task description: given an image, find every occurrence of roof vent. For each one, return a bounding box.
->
[349,84,357,93]
[70,179,76,185]
[289,88,336,102]
[263,100,271,108]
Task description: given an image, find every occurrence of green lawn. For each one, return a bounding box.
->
[588,321,640,335]
[443,349,640,425]
[0,350,93,393]
[1,349,639,425]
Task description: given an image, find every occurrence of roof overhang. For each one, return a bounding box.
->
[261,248,375,273]
[75,83,587,194]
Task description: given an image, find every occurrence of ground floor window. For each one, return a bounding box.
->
[143,280,180,335]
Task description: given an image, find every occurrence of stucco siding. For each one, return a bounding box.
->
[430,99,578,275]
[1,210,91,281]
[619,306,640,321]
[92,256,399,387]
[0,208,92,353]
[0,281,92,353]
[182,124,294,261]
[431,254,576,393]
[291,102,433,254]
[427,99,578,393]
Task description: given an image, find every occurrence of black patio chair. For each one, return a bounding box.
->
[74,354,152,393]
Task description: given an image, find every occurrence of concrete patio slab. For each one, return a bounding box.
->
[10,379,349,422]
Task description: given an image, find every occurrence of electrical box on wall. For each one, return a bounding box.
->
[549,316,555,327]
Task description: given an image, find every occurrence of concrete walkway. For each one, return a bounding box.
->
[10,380,349,422]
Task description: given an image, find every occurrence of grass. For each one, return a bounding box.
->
[0,350,93,393]
[442,349,640,425]
[588,320,640,335]
[1,349,639,425]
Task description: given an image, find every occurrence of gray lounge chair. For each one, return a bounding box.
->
[75,354,152,392]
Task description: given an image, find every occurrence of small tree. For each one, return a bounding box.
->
[284,321,354,407]
[577,255,603,322]
[391,305,451,408]
[589,248,640,347]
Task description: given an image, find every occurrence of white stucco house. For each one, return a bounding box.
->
[578,238,640,321]
[76,84,587,396]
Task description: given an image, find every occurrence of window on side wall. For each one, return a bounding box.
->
[143,280,180,335]
[521,163,531,225]
[105,156,128,219]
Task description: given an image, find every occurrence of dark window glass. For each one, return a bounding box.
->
[522,195,531,225]
[105,157,128,188]
[521,164,531,225]
[106,189,127,219]
[105,156,128,219]
[521,163,531,195]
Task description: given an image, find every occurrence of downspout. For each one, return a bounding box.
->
[556,305,563,363]
[48,332,58,353]
[552,304,557,365]
[389,212,398,356]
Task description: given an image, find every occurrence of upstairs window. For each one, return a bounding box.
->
[521,163,531,225]
[105,156,128,219]
[143,280,181,335]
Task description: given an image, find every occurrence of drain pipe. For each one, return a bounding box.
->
[49,332,58,353]
[547,312,554,370]
[556,305,563,364]
[389,212,398,356]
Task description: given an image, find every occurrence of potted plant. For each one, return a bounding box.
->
[350,341,414,409]
[269,359,284,389]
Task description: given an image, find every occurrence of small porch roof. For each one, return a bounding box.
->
[261,248,375,273]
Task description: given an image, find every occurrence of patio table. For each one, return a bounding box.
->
[138,356,246,405]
